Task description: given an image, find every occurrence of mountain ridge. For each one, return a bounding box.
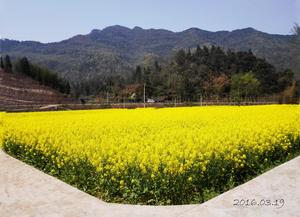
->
[1,26,291,43]
[0,25,297,81]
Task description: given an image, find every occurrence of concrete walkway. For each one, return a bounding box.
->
[0,150,300,217]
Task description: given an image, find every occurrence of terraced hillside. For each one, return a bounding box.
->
[0,70,72,111]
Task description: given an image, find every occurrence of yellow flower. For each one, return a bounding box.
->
[1,105,299,201]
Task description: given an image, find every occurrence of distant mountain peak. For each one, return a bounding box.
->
[182,27,211,34]
[184,27,205,31]
[133,26,143,31]
[90,29,101,34]
[244,27,257,31]
[232,27,259,33]
[102,25,131,32]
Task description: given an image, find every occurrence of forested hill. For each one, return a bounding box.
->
[0,25,298,82]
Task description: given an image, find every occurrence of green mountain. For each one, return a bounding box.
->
[0,25,298,81]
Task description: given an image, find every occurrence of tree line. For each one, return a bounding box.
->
[72,24,300,103]
[65,45,298,103]
[0,55,70,94]
[1,46,298,103]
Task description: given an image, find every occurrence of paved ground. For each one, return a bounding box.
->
[0,150,300,217]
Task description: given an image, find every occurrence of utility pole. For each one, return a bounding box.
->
[200,94,203,106]
[143,83,146,108]
[106,91,109,105]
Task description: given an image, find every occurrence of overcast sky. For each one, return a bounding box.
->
[0,0,299,43]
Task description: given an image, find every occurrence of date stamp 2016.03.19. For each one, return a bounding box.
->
[233,198,285,209]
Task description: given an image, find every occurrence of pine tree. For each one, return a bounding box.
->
[133,65,142,83]
[175,49,186,66]
[20,57,31,76]
[4,55,12,73]
[0,56,4,69]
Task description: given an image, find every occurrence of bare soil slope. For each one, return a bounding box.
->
[0,70,72,111]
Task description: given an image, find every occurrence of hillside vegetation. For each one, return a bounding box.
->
[1,26,298,82]
[1,25,299,102]
[65,45,297,103]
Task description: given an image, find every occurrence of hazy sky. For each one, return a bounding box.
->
[0,0,299,42]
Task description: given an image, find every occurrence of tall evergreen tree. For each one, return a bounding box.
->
[175,49,186,66]
[0,56,4,69]
[4,55,13,73]
[133,65,142,83]
[20,57,31,76]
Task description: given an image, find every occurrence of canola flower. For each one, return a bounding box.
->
[0,112,4,146]
[1,105,300,204]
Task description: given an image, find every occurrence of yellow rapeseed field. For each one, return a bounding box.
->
[1,105,300,204]
[0,112,4,145]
